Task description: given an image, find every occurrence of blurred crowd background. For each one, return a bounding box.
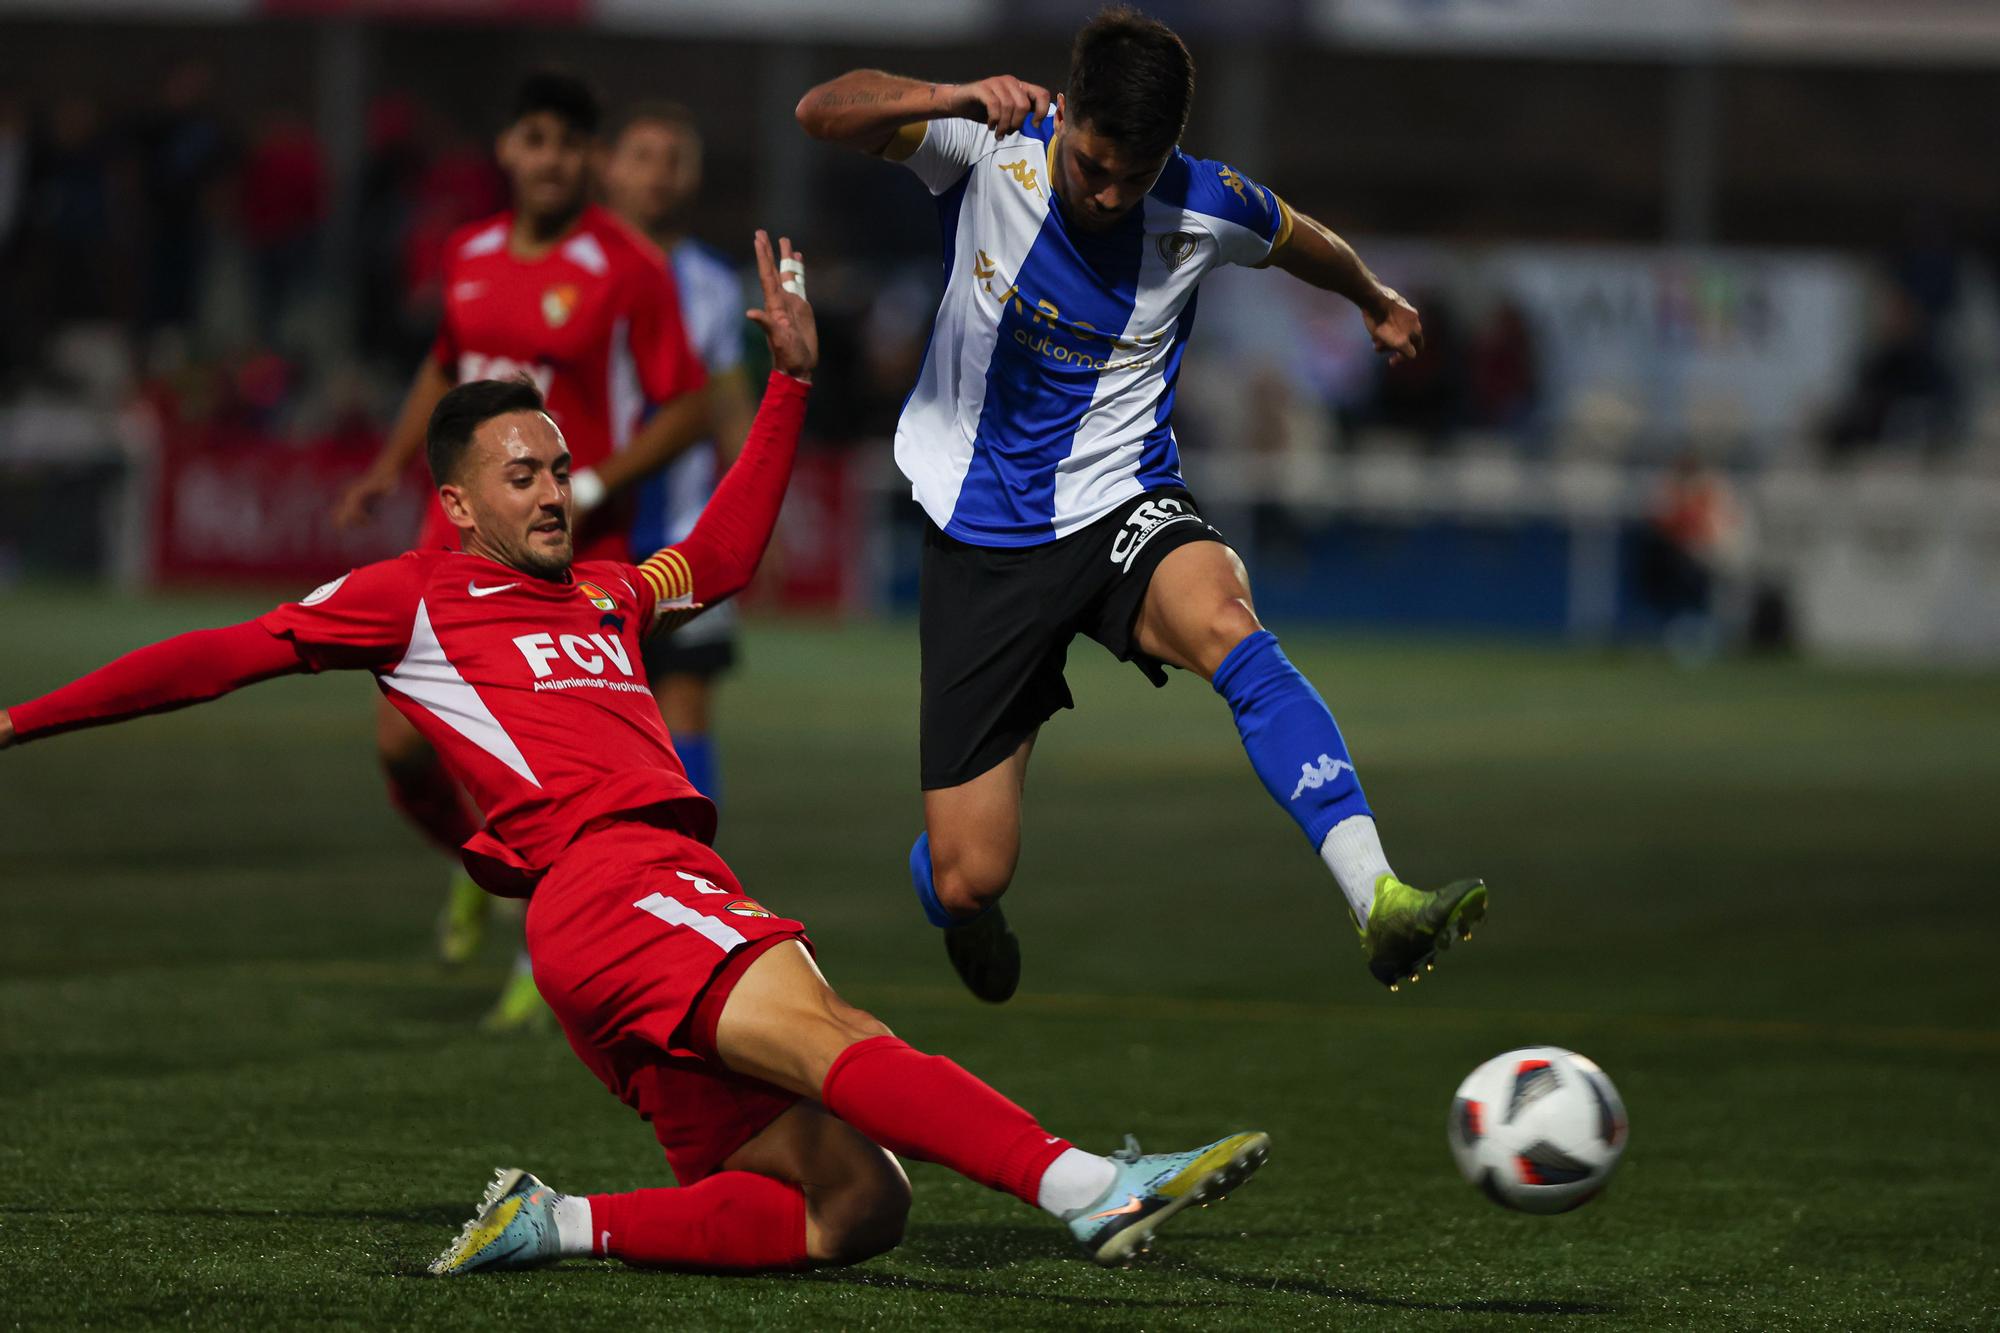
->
[3,0,1998,663]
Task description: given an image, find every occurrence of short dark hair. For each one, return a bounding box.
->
[615,99,699,144]
[510,68,602,137]
[1066,6,1194,160]
[426,377,548,486]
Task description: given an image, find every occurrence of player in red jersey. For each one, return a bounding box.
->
[2,233,1269,1274]
[332,73,712,1021]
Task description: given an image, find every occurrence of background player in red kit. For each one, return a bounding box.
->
[331,72,713,1022]
[1,232,1268,1275]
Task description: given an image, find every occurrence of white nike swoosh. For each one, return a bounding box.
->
[467,581,520,597]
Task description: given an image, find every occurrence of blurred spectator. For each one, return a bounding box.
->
[23,97,123,340]
[239,110,327,347]
[0,97,27,381]
[1638,451,1748,664]
[394,121,505,366]
[1826,283,1958,456]
[133,61,231,336]
[1367,288,1463,446]
[1466,298,1541,440]
[356,94,426,365]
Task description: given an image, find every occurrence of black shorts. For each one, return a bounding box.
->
[920,487,1224,790]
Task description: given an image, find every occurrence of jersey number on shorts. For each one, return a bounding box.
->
[634,892,746,952]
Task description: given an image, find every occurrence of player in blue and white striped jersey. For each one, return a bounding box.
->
[800,8,1489,1001]
[605,103,758,811]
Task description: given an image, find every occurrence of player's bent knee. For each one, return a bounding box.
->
[931,855,1014,918]
[1194,599,1264,678]
[809,1167,912,1265]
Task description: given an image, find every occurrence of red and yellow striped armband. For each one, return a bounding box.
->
[636,547,700,626]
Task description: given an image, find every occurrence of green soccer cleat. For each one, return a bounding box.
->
[480,962,554,1034]
[1064,1131,1271,1266]
[437,869,490,967]
[944,903,1021,1004]
[1360,874,1489,991]
[429,1168,564,1276]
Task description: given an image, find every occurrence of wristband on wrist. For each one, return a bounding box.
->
[569,467,607,514]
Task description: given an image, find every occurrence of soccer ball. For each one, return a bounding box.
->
[1448,1046,1628,1214]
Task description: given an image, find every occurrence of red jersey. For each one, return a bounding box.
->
[423,204,707,557]
[9,372,811,893]
[260,550,705,891]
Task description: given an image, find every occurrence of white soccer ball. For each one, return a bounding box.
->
[1448,1046,1628,1214]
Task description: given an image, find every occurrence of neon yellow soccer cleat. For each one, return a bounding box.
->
[1360,875,1489,991]
[437,869,490,967]
[480,964,554,1034]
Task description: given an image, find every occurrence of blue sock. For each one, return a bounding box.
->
[1211,630,1371,848]
[677,732,721,808]
[909,831,963,928]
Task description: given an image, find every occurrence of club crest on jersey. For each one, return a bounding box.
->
[577,581,617,612]
[722,899,773,918]
[1158,232,1198,269]
[542,284,579,328]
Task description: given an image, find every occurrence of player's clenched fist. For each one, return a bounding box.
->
[948,76,1053,137]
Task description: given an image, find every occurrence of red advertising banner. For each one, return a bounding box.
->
[753,448,860,612]
[151,431,426,587]
[151,430,864,607]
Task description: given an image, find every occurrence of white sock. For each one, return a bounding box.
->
[550,1193,595,1257]
[1320,814,1394,927]
[1036,1148,1118,1218]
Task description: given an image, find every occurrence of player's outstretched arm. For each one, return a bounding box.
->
[1,622,305,748]
[634,231,814,621]
[796,69,1050,153]
[333,356,453,530]
[1271,208,1425,365]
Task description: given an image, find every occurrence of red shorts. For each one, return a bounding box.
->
[525,819,810,1184]
[413,496,635,561]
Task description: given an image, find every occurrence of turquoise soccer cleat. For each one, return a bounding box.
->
[1064,1131,1271,1266]
[1360,874,1489,991]
[429,1168,564,1276]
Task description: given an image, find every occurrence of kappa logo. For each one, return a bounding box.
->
[542,283,579,328]
[1157,231,1198,269]
[1218,166,1251,207]
[998,157,1042,195]
[1289,754,1356,801]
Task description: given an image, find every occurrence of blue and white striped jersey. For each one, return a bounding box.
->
[630,239,745,556]
[630,240,746,647]
[895,115,1292,547]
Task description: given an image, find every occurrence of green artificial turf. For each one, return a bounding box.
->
[2,586,1996,1329]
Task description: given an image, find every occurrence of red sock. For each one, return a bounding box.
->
[383,754,478,853]
[587,1172,808,1270]
[820,1035,1070,1208]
